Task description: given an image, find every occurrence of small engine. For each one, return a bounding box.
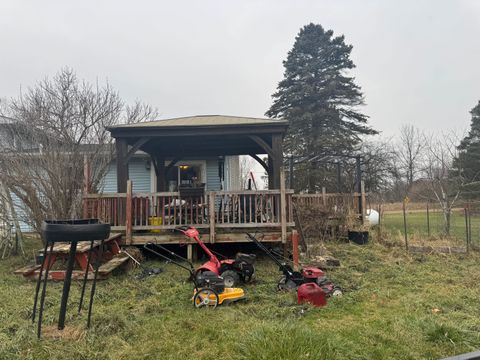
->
[196,271,225,293]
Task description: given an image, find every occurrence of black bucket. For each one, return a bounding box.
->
[348,231,369,245]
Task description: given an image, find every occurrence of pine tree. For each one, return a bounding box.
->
[454,101,480,194]
[266,23,377,192]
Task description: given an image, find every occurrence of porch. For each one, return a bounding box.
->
[83,184,294,245]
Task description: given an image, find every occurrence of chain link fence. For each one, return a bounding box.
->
[379,201,477,250]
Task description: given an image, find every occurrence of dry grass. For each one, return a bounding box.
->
[1,236,480,359]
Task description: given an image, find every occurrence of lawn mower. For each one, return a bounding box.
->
[176,226,256,287]
[245,233,341,296]
[143,242,246,308]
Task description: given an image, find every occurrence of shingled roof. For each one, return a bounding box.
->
[109,115,287,129]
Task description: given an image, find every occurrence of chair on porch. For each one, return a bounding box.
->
[178,184,206,224]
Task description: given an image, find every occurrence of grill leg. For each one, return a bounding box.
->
[58,241,78,330]
[37,242,54,339]
[87,238,104,328]
[78,239,95,314]
[32,239,49,323]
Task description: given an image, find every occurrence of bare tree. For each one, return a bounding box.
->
[422,131,463,236]
[239,156,256,189]
[396,125,426,193]
[0,68,157,237]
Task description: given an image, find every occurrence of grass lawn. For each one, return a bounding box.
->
[1,237,480,359]
[382,208,475,246]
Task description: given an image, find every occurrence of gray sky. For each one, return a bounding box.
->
[1,0,479,137]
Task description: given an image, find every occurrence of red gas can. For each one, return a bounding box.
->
[297,283,327,307]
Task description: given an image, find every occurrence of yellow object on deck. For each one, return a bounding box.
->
[149,216,163,233]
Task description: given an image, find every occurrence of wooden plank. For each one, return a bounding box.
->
[129,231,292,245]
[361,181,367,224]
[126,180,133,245]
[41,234,123,254]
[98,255,129,274]
[209,192,216,243]
[83,193,127,199]
[280,169,287,243]
[14,264,40,275]
[213,190,293,195]
[133,192,178,198]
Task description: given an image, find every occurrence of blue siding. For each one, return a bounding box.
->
[129,159,151,192]
[206,159,221,191]
[10,192,32,232]
[101,158,151,193]
[101,163,117,192]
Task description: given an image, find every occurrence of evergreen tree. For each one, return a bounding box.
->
[266,23,377,192]
[454,101,480,195]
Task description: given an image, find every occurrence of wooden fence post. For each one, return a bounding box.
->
[360,181,366,224]
[280,169,287,243]
[209,192,216,244]
[426,201,430,238]
[322,187,327,206]
[125,180,133,245]
[292,230,299,271]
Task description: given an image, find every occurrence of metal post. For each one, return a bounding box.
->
[32,239,49,323]
[87,238,105,328]
[403,200,408,251]
[58,241,78,330]
[37,242,55,339]
[355,156,362,218]
[426,202,430,238]
[78,239,95,314]
[464,207,469,253]
[468,204,472,253]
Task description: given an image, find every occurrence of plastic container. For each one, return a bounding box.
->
[348,230,369,245]
[149,216,163,233]
[297,283,327,307]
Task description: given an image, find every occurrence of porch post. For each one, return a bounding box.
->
[116,139,129,193]
[271,133,283,189]
[268,156,274,189]
[153,155,166,192]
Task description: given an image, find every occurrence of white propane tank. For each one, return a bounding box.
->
[366,209,379,226]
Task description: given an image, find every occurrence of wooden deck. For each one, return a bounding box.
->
[83,185,295,245]
[82,183,366,246]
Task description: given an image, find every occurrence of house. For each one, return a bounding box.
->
[101,151,242,194]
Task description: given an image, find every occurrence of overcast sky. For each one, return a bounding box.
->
[1,0,479,138]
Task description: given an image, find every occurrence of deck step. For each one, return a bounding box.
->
[98,254,129,274]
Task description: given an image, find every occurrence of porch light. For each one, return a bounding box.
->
[179,165,189,170]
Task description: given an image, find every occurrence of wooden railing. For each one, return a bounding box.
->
[83,185,294,243]
[292,184,367,221]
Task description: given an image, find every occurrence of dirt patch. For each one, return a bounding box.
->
[42,325,86,340]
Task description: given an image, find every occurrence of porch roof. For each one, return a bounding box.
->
[109,115,287,191]
[109,115,287,130]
